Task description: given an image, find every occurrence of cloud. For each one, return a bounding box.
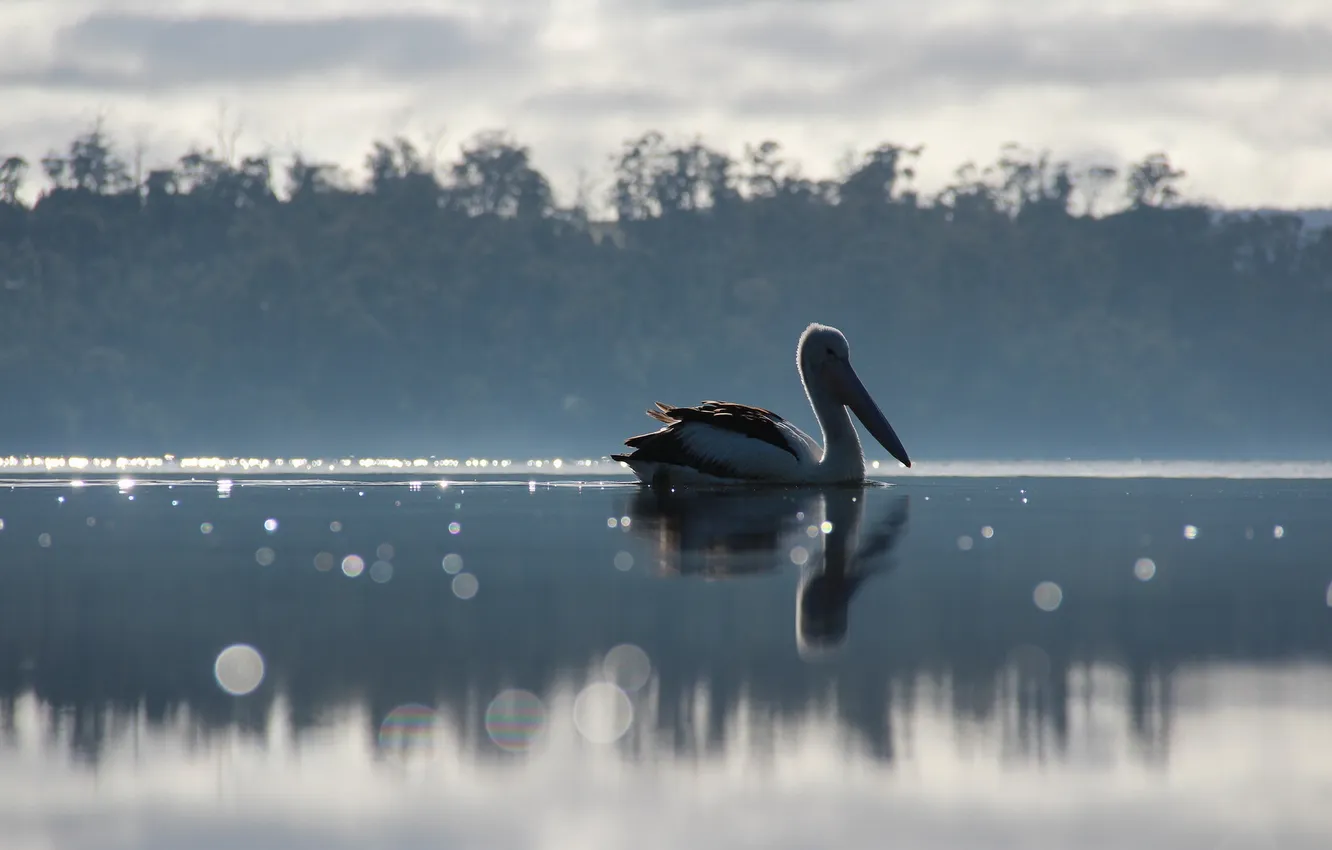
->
[0,12,536,90]
[718,16,1332,100]
[522,86,688,117]
[3,1,1332,207]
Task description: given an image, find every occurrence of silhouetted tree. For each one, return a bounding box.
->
[449,130,552,219]
[0,125,1327,459]
[0,156,25,205]
[1127,153,1186,209]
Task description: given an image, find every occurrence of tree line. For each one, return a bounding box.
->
[1,122,1329,460]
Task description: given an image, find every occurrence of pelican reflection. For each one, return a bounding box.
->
[796,489,910,659]
[622,486,819,578]
[621,486,911,655]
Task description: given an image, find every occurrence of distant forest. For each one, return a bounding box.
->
[1,123,1329,460]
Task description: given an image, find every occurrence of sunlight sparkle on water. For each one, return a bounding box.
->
[214,644,265,696]
[452,573,479,599]
[603,645,653,692]
[342,555,365,578]
[1034,581,1064,612]
[377,704,437,752]
[572,682,634,744]
[7,455,1332,480]
[484,690,548,753]
[1134,558,1157,581]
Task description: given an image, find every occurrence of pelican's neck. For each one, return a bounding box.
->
[801,360,863,478]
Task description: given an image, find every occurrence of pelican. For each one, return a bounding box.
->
[612,323,911,485]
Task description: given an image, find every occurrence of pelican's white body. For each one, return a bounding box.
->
[619,419,839,485]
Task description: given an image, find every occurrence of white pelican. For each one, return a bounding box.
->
[612,323,911,485]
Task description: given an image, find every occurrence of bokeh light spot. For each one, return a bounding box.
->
[1184,524,1199,540]
[200,522,213,534]
[342,554,365,577]
[377,704,437,751]
[376,542,395,560]
[442,553,464,574]
[329,520,343,532]
[606,517,617,529]
[485,689,548,752]
[981,525,994,539]
[1134,557,1157,581]
[370,560,393,583]
[1034,581,1063,612]
[255,547,275,566]
[820,521,833,534]
[603,644,652,692]
[613,551,634,571]
[790,546,809,565]
[448,522,461,535]
[263,518,278,533]
[452,572,479,599]
[1274,525,1285,539]
[37,533,51,548]
[572,682,634,744]
[214,644,265,696]
[957,535,974,551]
[313,551,334,572]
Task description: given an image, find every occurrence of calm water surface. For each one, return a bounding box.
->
[1,474,1330,849]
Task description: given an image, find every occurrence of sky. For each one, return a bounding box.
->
[3,0,1332,212]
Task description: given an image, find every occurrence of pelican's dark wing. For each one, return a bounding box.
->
[611,401,803,478]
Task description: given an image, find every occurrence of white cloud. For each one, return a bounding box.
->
[3,0,1332,209]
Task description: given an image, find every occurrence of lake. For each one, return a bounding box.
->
[1,468,1330,849]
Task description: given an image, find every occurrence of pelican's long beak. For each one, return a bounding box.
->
[831,358,911,468]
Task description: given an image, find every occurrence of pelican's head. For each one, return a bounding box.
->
[798,323,911,469]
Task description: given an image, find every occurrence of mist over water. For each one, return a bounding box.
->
[1,472,1329,848]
